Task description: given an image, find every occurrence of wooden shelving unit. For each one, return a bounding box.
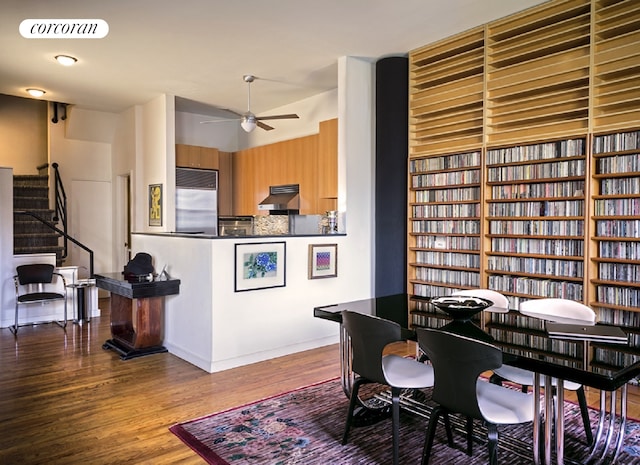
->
[485,0,592,145]
[407,0,640,367]
[410,27,485,157]
[590,128,640,325]
[592,0,640,132]
[485,137,588,309]
[408,151,482,298]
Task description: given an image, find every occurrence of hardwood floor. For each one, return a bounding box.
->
[0,298,341,464]
[1,298,639,464]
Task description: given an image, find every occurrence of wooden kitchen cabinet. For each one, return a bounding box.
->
[218,151,233,216]
[317,118,338,212]
[176,144,219,169]
[232,149,257,216]
[233,134,320,215]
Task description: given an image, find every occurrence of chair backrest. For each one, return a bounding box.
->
[342,310,402,385]
[16,264,55,285]
[520,298,596,323]
[451,289,509,313]
[416,327,503,420]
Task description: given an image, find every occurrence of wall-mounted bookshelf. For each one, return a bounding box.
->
[485,0,592,145]
[590,129,640,326]
[407,0,640,370]
[408,151,482,299]
[592,0,640,132]
[485,137,587,308]
[410,27,485,157]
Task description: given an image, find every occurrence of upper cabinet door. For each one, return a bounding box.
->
[317,118,338,212]
[176,144,219,169]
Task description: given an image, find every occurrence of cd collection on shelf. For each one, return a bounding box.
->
[408,0,640,377]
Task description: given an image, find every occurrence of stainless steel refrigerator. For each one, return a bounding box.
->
[175,168,218,235]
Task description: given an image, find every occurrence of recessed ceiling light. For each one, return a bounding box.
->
[26,88,46,98]
[55,55,77,66]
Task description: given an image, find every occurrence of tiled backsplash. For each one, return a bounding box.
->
[253,215,290,235]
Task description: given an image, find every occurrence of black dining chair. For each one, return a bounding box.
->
[341,310,435,465]
[12,263,68,334]
[416,327,534,465]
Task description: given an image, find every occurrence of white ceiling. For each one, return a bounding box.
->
[1,0,546,117]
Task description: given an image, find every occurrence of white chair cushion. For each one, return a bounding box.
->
[451,289,509,313]
[382,354,434,389]
[519,298,596,324]
[494,365,582,391]
[477,379,534,425]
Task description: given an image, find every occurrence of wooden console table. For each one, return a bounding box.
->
[95,273,180,360]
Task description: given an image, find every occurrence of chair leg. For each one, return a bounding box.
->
[487,423,499,465]
[12,303,19,335]
[466,416,474,455]
[62,298,68,328]
[576,386,594,446]
[391,386,401,465]
[443,412,454,447]
[342,378,364,445]
[422,406,443,465]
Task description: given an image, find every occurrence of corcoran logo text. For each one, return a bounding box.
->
[19,19,109,39]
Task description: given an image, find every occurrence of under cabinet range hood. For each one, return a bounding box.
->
[258,184,300,213]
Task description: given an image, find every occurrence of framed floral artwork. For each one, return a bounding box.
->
[308,243,338,279]
[234,242,286,292]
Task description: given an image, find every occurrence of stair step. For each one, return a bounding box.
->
[14,197,50,209]
[13,185,49,197]
[14,232,61,246]
[14,221,58,235]
[14,245,65,260]
[14,209,56,219]
[13,175,49,187]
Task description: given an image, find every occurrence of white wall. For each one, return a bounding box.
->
[0,96,47,175]
[110,106,138,271]
[245,89,338,149]
[138,95,176,233]
[175,112,240,152]
[0,168,14,326]
[49,108,114,278]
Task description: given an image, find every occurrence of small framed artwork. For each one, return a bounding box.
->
[148,183,163,226]
[308,243,338,279]
[235,242,286,292]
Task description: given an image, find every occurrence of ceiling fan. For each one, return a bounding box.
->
[201,75,299,132]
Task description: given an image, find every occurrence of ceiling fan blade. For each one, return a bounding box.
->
[255,114,299,121]
[200,117,239,124]
[257,121,275,131]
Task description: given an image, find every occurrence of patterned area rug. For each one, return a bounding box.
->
[170,379,640,464]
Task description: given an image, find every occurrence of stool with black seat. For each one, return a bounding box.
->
[417,327,535,465]
[341,310,436,465]
[12,263,68,334]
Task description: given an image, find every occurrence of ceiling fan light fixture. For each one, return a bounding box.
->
[240,114,257,133]
[55,54,77,66]
[26,88,46,97]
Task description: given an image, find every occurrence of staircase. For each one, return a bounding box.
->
[13,174,65,265]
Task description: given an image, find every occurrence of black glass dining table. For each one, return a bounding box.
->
[314,294,640,465]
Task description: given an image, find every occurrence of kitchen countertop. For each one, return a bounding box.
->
[132,232,346,239]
